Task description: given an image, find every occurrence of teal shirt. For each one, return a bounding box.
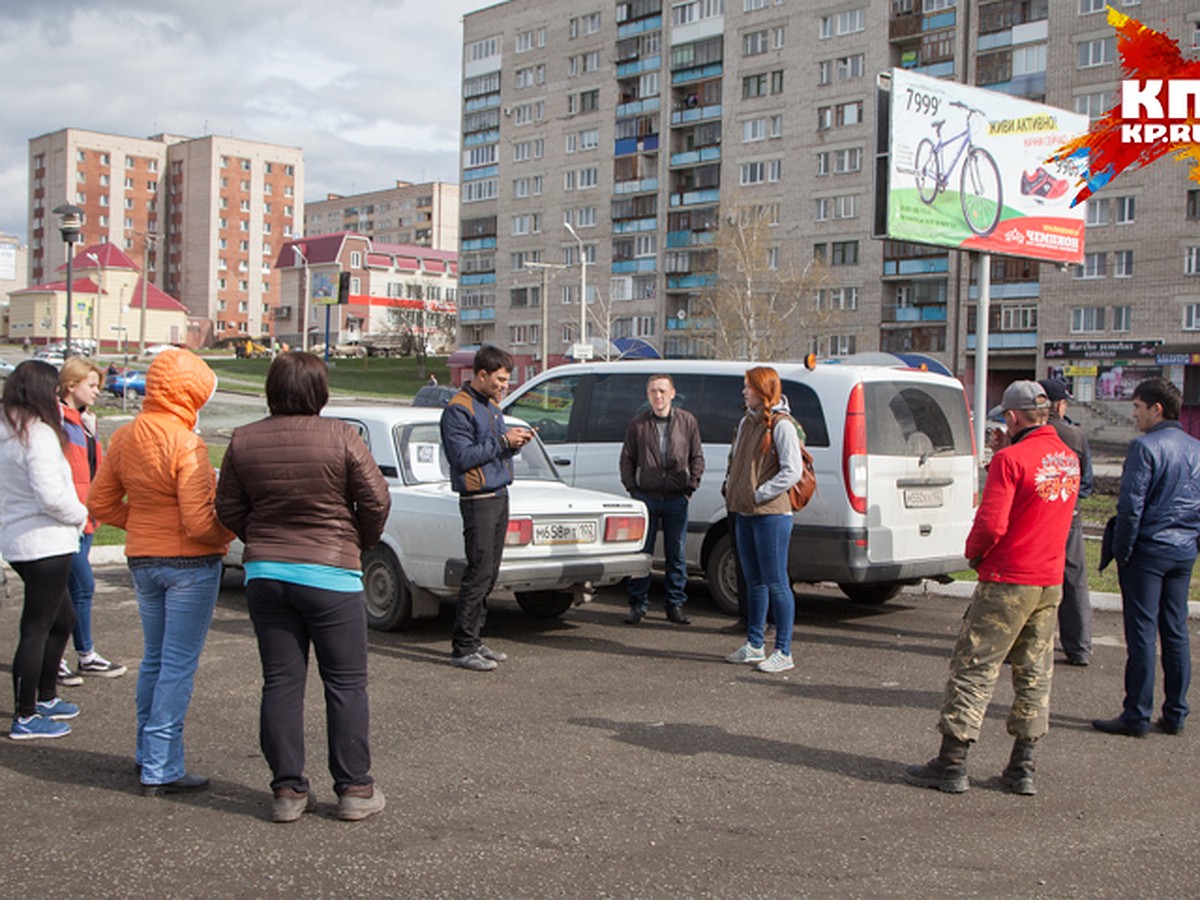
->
[244,561,363,593]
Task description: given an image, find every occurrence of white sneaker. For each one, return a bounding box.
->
[78,653,128,678]
[756,651,795,674]
[57,659,83,687]
[725,642,766,664]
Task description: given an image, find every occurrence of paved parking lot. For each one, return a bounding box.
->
[0,564,1195,897]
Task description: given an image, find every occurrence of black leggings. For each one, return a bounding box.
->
[10,554,76,718]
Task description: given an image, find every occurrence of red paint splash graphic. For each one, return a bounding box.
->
[1048,8,1200,206]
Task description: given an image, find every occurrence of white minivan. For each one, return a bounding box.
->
[502,358,977,614]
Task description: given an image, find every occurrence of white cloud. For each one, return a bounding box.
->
[0,0,482,239]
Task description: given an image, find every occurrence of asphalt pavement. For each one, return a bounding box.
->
[0,562,1196,898]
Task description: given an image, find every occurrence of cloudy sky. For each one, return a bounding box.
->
[0,0,488,239]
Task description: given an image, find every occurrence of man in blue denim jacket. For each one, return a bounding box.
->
[1094,378,1200,738]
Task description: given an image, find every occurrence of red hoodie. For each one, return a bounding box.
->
[966,424,1079,587]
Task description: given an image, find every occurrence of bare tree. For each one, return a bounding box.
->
[692,202,843,361]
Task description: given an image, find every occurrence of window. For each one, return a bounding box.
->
[818,60,833,86]
[831,241,859,265]
[1085,199,1109,226]
[1071,306,1106,333]
[578,167,599,188]
[1115,196,1135,223]
[1078,37,1116,67]
[468,36,500,62]
[817,106,833,130]
[1113,250,1133,277]
[1188,189,1200,221]
[1112,305,1131,332]
[837,101,863,126]
[815,287,858,310]
[578,206,597,227]
[744,0,767,9]
[580,128,600,150]
[830,334,857,355]
[1186,246,1200,276]
[515,29,537,53]
[743,73,768,98]
[835,54,865,81]
[1012,43,1046,76]
[1079,0,1104,12]
[583,11,601,33]
[743,118,767,142]
[816,195,857,220]
[818,146,862,174]
[770,114,783,137]
[773,27,785,49]
[1074,90,1115,119]
[1185,304,1200,330]
[1074,252,1106,278]
[464,178,499,203]
[744,30,769,56]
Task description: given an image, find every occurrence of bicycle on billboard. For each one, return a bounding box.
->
[912,100,1003,237]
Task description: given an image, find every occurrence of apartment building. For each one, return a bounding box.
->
[459,0,1200,406]
[304,181,460,249]
[273,232,458,352]
[28,128,303,345]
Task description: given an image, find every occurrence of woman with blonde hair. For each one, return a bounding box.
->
[723,366,804,674]
[58,356,126,684]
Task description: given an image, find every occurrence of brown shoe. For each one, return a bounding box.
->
[272,788,317,823]
[338,786,386,821]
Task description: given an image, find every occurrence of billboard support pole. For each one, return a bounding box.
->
[974,251,991,460]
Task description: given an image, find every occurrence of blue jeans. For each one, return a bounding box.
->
[735,513,794,655]
[1117,549,1194,729]
[131,560,222,785]
[68,531,96,655]
[628,493,689,611]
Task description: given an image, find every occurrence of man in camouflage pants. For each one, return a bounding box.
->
[906,381,1079,795]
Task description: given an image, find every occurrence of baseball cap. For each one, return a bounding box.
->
[1038,376,1073,403]
[1000,380,1050,412]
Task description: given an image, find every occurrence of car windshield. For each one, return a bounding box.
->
[394,422,561,486]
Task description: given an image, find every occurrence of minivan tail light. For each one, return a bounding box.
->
[505,518,533,546]
[605,514,646,543]
[843,382,868,515]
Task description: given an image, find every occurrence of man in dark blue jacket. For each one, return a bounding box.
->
[440,346,533,671]
[1094,378,1200,737]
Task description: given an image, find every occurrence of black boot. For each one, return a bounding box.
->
[1000,738,1036,796]
[904,734,970,793]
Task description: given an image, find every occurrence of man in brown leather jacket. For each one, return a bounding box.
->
[619,374,704,624]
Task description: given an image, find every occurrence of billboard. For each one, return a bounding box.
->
[310,270,339,306]
[884,69,1089,265]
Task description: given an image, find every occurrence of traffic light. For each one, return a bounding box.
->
[337,271,351,304]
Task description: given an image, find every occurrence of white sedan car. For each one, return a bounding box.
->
[225,405,651,631]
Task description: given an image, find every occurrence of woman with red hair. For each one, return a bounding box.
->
[722,366,804,673]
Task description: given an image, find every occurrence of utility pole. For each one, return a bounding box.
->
[523,261,568,374]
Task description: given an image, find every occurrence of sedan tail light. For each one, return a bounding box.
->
[505,518,533,546]
[604,515,646,543]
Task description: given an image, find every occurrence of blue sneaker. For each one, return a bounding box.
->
[10,715,72,740]
[36,698,80,721]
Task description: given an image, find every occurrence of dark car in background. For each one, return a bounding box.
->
[411,384,457,408]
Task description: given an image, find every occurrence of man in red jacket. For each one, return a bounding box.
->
[906,380,1079,796]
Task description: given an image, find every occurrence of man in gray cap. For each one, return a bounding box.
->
[906,380,1079,796]
[1038,376,1093,666]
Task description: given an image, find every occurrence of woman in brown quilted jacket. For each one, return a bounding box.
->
[215,351,391,823]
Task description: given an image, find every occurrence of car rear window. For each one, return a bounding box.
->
[863,382,971,456]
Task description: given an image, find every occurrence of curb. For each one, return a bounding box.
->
[6,546,1199,619]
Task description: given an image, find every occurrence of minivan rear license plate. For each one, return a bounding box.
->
[534,521,597,544]
[904,488,944,509]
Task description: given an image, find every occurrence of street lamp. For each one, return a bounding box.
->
[54,204,83,357]
[292,243,309,351]
[523,261,569,375]
[564,222,590,359]
[86,251,103,351]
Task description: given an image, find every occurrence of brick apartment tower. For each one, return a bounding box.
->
[29,128,303,345]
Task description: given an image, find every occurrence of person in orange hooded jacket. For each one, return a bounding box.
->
[89,349,234,797]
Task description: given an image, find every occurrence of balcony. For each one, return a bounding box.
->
[459,307,496,323]
[670,104,721,126]
[617,14,662,38]
[966,331,1038,350]
[669,188,721,207]
[616,55,662,77]
[671,63,722,84]
[889,13,922,41]
[615,96,662,118]
[666,229,714,248]
[611,258,658,274]
[613,177,659,195]
[613,217,659,234]
[889,305,947,323]
[667,274,716,290]
[666,315,715,330]
[669,146,721,167]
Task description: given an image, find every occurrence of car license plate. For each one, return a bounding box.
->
[534,521,597,545]
[904,487,944,509]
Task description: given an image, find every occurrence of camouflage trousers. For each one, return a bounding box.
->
[938,580,1062,743]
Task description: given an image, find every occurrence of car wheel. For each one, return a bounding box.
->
[514,590,574,618]
[361,545,413,631]
[838,582,903,605]
[704,533,740,617]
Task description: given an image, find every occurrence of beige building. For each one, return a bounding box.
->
[28,128,303,346]
[304,181,459,249]
[459,0,1200,408]
[8,241,188,351]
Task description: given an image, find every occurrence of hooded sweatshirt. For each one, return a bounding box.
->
[0,415,89,563]
[88,349,234,560]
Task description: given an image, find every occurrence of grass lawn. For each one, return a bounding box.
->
[950,491,1200,601]
[206,355,452,399]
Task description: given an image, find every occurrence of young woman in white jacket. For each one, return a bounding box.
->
[0,360,89,740]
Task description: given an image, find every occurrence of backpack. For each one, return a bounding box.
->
[772,415,816,511]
